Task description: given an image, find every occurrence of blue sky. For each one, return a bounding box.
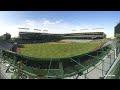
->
[0,11,120,37]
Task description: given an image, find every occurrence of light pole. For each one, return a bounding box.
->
[18,28,30,32]
[43,30,48,33]
[34,29,41,31]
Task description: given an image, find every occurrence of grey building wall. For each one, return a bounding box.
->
[115,23,120,38]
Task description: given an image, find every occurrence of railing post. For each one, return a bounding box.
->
[59,61,64,79]
[102,60,104,77]
[114,48,116,59]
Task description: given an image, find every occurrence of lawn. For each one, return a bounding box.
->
[19,42,102,58]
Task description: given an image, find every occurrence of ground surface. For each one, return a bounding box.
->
[19,40,103,58]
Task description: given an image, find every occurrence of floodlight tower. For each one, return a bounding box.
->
[80,28,88,31]
[92,28,104,31]
[34,29,41,31]
[71,30,77,33]
[92,27,104,36]
[18,28,30,32]
[92,28,105,43]
[43,30,48,33]
[80,28,89,33]
[72,30,76,32]
[33,29,41,33]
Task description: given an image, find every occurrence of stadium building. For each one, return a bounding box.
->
[115,22,120,39]
[18,31,106,43]
[1,30,120,79]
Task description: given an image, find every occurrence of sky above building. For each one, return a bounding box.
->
[0,11,120,37]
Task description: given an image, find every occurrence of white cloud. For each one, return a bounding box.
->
[0,19,114,38]
[105,31,114,38]
[25,19,35,27]
[0,25,22,37]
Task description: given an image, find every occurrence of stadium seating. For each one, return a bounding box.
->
[0,40,13,50]
[0,32,109,78]
[18,32,106,44]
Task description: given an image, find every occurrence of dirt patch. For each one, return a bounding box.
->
[92,41,103,44]
[95,42,102,44]
[48,42,70,44]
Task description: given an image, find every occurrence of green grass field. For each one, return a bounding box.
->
[19,42,102,58]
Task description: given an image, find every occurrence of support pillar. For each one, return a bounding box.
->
[59,62,64,79]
